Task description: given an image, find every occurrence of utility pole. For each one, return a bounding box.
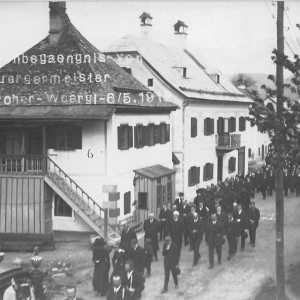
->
[275,2,285,299]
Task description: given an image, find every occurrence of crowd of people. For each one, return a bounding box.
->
[87,169,268,299]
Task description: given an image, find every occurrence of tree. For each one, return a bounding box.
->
[247,2,300,299]
[231,73,257,90]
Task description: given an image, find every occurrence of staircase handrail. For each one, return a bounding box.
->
[46,156,106,216]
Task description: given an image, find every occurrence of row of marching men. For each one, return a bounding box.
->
[91,198,260,299]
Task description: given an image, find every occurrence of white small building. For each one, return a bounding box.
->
[105,13,270,201]
[0,3,177,249]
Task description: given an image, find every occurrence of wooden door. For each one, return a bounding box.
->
[238,147,245,176]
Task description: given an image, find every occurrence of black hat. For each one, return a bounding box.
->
[93,238,105,248]
[179,192,184,196]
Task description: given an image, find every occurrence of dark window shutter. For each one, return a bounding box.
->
[128,126,133,148]
[191,118,197,137]
[221,118,224,133]
[196,167,200,184]
[142,126,147,147]
[244,118,246,131]
[228,158,231,172]
[204,118,207,136]
[234,158,236,171]
[166,124,170,142]
[117,127,122,149]
[74,126,82,149]
[210,118,214,135]
[239,117,242,131]
[134,127,138,148]
[217,118,220,134]
[210,163,214,180]
[233,118,236,132]
[188,168,191,186]
[203,165,206,181]
[155,125,161,144]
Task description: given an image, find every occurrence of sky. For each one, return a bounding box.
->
[0,1,299,77]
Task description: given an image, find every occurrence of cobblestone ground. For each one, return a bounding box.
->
[2,191,300,300]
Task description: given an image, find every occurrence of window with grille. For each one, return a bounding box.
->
[54,127,82,150]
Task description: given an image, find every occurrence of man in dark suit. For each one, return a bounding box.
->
[122,260,144,300]
[159,203,172,241]
[247,201,260,247]
[233,203,248,251]
[206,213,225,269]
[225,212,240,260]
[167,211,186,259]
[206,214,224,269]
[143,213,160,260]
[189,212,205,266]
[216,205,226,227]
[129,239,145,276]
[182,200,190,246]
[161,236,179,294]
[121,224,137,250]
[106,275,131,300]
[174,192,184,213]
[186,204,196,251]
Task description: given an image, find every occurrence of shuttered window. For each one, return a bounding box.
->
[124,191,131,215]
[148,124,155,146]
[217,117,224,134]
[203,163,214,181]
[228,157,236,173]
[239,117,246,131]
[117,125,133,150]
[191,118,197,138]
[161,123,167,144]
[229,117,236,133]
[134,125,144,149]
[188,166,200,186]
[204,118,214,136]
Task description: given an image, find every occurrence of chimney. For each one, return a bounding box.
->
[139,12,153,40]
[174,20,188,49]
[49,2,68,46]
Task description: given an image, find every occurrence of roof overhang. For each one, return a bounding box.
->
[134,164,176,180]
[0,105,115,121]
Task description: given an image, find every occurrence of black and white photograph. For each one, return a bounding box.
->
[0,1,299,299]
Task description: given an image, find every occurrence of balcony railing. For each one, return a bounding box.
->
[0,155,45,175]
[216,133,241,148]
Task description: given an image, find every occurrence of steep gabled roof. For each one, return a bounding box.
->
[105,35,253,104]
[0,8,177,120]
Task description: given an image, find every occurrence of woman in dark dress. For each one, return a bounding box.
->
[92,238,110,297]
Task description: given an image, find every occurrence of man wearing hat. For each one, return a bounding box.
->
[225,211,239,260]
[186,204,196,251]
[129,239,145,276]
[161,236,179,293]
[189,212,205,266]
[167,211,186,259]
[206,213,225,269]
[159,203,172,241]
[174,192,184,213]
[143,213,160,261]
[247,201,260,247]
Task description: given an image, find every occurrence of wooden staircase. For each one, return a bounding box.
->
[44,157,121,245]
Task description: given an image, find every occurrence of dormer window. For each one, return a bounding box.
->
[183,68,187,78]
[174,20,188,35]
[148,78,153,87]
[209,74,220,84]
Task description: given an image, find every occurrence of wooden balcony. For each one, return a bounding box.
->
[216,133,241,153]
[0,155,46,176]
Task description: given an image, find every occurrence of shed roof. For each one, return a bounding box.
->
[134,164,176,180]
[0,8,177,120]
[105,35,253,104]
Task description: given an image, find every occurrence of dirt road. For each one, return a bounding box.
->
[2,192,300,300]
